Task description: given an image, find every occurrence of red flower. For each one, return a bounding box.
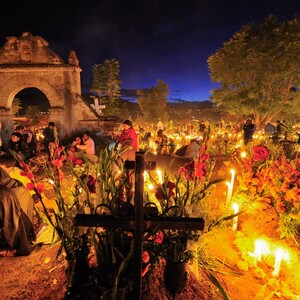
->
[52,155,66,168]
[155,188,165,200]
[26,182,35,190]
[178,160,195,180]
[58,169,64,181]
[253,145,270,161]
[74,158,84,165]
[36,183,44,194]
[165,181,175,198]
[142,251,150,263]
[194,161,207,179]
[55,146,65,156]
[20,170,34,181]
[141,263,150,277]
[154,181,175,200]
[80,174,96,193]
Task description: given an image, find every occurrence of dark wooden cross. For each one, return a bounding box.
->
[74,151,205,299]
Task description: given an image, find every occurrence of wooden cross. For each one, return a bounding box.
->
[74,152,204,299]
[91,97,106,116]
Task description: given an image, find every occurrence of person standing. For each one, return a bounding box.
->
[275,120,287,142]
[118,119,138,161]
[242,119,256,145]
[42,121,58,160]
[264,122,276,138]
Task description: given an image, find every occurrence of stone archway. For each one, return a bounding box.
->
[0,32,97,142]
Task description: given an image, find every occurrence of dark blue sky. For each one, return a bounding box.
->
[0,0,299,101]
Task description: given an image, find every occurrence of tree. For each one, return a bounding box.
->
[12,98,22,116]
[137,80,169,124]
[91,59,121,115]
[26,105,40,125]
[208,15,300,126]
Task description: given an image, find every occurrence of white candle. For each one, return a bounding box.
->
[232,203,239,230]
[272,247,289,277]
[225,182,231,204]
[226,169,235,205]
[229,169,235,195]
[253,239,270,266]
[156,169,163,184]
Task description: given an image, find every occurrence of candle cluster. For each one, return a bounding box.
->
[252,238,290,277]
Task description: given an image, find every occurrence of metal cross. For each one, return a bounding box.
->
[74,152,204,299]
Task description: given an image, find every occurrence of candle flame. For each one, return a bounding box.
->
[232,202,239,213]
[254,239,270,263]
[147,183,154,190]
[240,151,247,158]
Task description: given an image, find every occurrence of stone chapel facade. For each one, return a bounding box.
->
[0,32,99,140]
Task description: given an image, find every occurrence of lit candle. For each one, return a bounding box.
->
[229,169,235,194]
[226,169,235,205]
[225,182,231,204]
[272,247,289,277]
[253,239,270,266]
[144,171,148,181]
[232,202,239,230]
[156,169,163,184]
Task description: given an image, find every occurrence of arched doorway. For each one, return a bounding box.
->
[14,87,51,116]
[0,32,97,145]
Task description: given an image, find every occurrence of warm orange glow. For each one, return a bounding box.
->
[147,183,154,190]
[232,202,239,230]
[254,238,270,265]
[272,247,289,277]
[156,169,163,184]
[240,151,247,158]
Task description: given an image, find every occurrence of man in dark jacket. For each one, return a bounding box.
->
[242,119,256,145]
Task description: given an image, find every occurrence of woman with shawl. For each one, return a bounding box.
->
[0,167,36,256]
[118,119,138,161]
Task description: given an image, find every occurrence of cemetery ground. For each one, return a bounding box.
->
[0,154,300,299]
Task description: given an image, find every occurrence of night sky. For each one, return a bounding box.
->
[0,0,299,101]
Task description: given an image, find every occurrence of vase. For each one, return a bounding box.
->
[164,261,188,296]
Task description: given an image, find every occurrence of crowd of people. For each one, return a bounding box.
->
[0,119,140,256]
[0,115,298,257]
